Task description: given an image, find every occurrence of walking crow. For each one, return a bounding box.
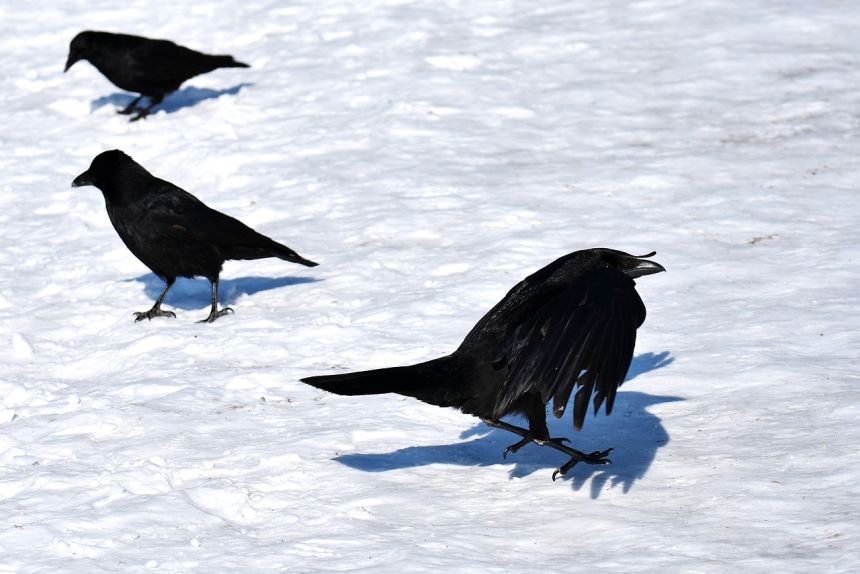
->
[72,150,317,323]
[65,31,250,121]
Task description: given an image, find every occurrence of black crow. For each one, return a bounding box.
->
[303,249,664,480]
[72,150,318,323]
[64,31,250,121]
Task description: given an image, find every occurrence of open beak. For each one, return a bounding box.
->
[71,170,93,188]
[624,252,666,278]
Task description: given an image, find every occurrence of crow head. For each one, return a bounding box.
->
[64,31,95,72]
[71,150,154,207]
[576,248,666,278]
[71,149,130,189]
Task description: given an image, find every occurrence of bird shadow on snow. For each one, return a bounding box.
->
[90,83,254,116]
[336,351,679,498]
[130,273,319,309]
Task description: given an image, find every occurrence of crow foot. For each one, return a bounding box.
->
[481,418,613,481]
[117,96,143,115]
[116,95,162,121]
[551,448,614,482]
[503,435,569,459]
[133,307,177,322]
[198,307,234,324]
[127,95,163,122]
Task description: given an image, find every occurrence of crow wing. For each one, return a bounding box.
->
[142,184,303,262]
[162,200,259,244]
[494,268,646,430]
[124,38,217,90]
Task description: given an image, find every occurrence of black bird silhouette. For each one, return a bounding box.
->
[64,31,250,121]
[72,150,318,323]
[303,249,664,480]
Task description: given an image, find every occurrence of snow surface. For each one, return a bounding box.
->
[1,0,859,571]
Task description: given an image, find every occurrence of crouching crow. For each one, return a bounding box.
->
[303,249,663,480]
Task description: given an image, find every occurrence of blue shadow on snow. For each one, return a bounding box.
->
[130,273,319,310]
[90,83,254,116]
[336,352,678,498]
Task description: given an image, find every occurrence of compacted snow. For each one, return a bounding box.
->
[1,0,858,571]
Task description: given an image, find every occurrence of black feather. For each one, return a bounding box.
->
[65,31,250,120]
[301,248,664,466]
[72,150,317,322]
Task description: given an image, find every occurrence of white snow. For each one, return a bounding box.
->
[1,0,859,571]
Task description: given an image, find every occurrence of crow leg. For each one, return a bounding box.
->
[493,393,566,457]
[199,278,233,323]
[117,95,143,115]
[130,94,165,122]
[481,418,564,457]
[481,418,613,481]
[134,278,177,322]
[551,447,614,481]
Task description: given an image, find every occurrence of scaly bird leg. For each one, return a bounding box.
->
[482,418,613,481]
[117,95,143,115]
[133,278,177,322]
[199,278,233,323]
[130,94,164,122]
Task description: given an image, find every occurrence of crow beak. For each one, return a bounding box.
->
[71,170,93,188]
[64,54,78,73]
[623,252,666,278]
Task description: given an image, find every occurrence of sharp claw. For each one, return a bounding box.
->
[551,446,614,480]
[584,449,613,465]
[198,307,234,323]
[501,435,533,459]
[133,309,176,321]
[588,448,614,458]
[552,465,572,481]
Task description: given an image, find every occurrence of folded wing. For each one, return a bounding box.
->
[495,268,646,430]
[144,184,316,266]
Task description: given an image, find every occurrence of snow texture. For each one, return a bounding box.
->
[1,0,859,572]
